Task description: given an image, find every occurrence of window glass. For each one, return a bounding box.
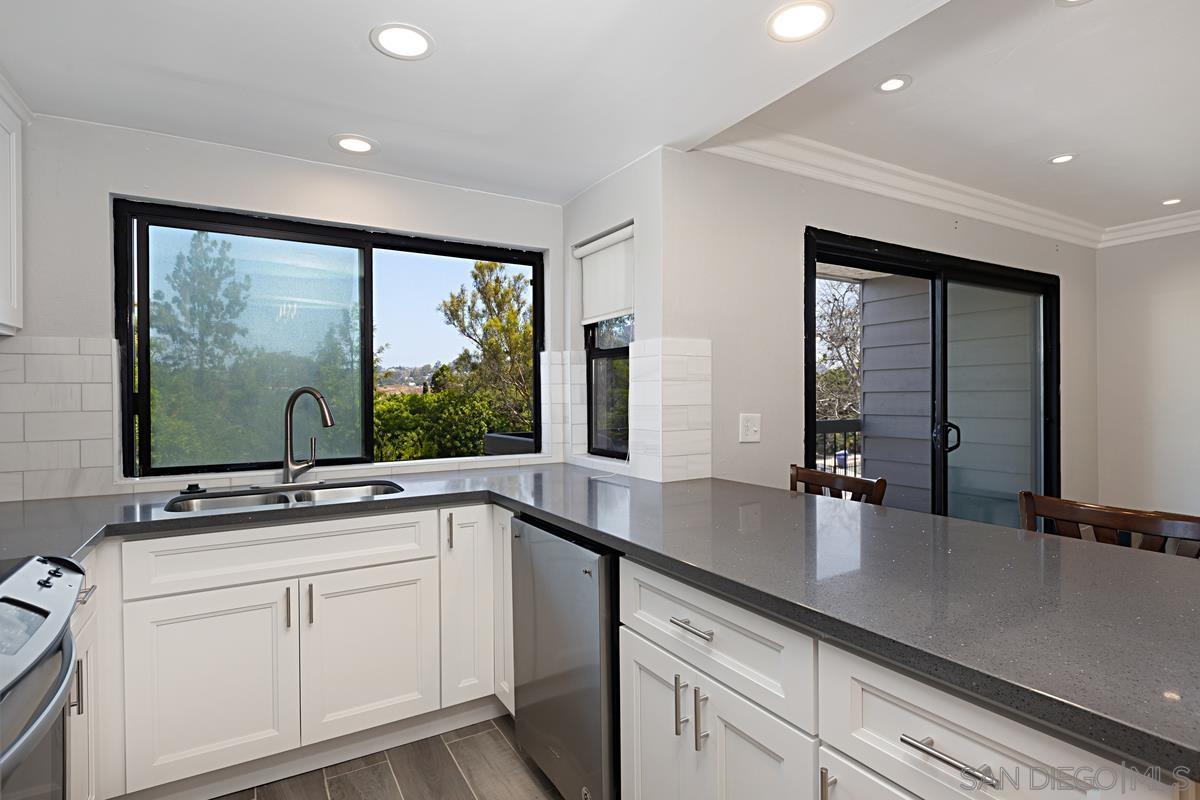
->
[372,251,536,460]
[145,225,363,470]
[587,314,632,458]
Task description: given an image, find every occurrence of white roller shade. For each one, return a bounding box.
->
[575,224,634,325]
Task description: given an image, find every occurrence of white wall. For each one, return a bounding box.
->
[0,116,566,500]
[1097,232,1200,515]
[661,147,1100,500]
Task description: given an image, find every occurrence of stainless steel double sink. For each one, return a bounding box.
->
[163,479,403,513]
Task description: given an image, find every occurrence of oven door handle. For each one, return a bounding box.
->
[0,631,76,774]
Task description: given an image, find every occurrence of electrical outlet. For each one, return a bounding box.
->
[738,413,761,443]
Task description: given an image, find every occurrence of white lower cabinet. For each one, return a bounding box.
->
[493,507,516,715]
[300,560,440,744]
[440,505,495,706]
[123,579,301,792]
[619,627,817,800]
[67,610,99,800]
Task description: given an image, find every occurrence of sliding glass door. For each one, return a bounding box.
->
[805,228,1060,525]
[943,282,1045,527]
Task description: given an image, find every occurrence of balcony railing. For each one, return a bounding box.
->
[815,418,862,477]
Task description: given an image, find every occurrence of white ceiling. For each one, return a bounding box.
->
[0,0,950,203]
[707,0,1199,228]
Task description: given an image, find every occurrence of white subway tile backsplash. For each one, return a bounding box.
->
[660,406,688,431]
[0,336,79,355]
[686,356,712,380]
[662,429,712,458]
[0,415,21,442]
[0,441,81,472]
[662,380,710,407]
[24,411,112,441]
[0,354,23,382]
[629,379,661,407]
[23,467,133,501]
[80,439,114,468]
[0,473,21,502]
[630,356,661,381]
[24,354,110,383]
[687,405,713,430]
[0,385,82,413]
[82,383,113,411]
[79,338,114,356]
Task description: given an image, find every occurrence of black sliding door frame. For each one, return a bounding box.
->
[804,227,1061,515]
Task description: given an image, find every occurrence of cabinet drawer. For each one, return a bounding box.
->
[819,644,1175,799]
[821,746,919,800]
[619,559,816,732]
[122,510,438,599]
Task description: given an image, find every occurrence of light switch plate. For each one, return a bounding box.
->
[738,413,762,443]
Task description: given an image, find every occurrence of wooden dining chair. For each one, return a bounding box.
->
[789,465,887,505]
[1017,491,1200,557]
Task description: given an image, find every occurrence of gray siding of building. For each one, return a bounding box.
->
[860,275,932,513]
[945,283,1041,527]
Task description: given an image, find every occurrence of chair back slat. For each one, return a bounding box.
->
[790,466,887,506]
[1019,491,1200,559]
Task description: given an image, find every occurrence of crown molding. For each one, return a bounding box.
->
[706,133,1105,248]
[0,71,33,125]
[1098,209,1200,249]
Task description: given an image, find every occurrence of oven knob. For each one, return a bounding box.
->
[37,578,53,588]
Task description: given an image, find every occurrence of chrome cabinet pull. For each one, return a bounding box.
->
[900,734,999,788]
[76,585,97,606]
[285,586,292,628]
[669,616,715,642]
[69,658,84,716]
[448,512,455,549]
[693,686,709,751]
[308,583,315,624]
[819,767,838,799]
[673,674,690,735]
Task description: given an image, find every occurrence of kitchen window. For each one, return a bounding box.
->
[585,315,632,459]
[114,200,543,477]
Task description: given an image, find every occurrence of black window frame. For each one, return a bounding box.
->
[114,199,544,478]
[584,319,631,461]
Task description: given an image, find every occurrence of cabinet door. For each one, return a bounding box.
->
[67,611,98,800]
[619,627,693,800]
[493,507,516,715]
[440,505,495,706]
[689,662,818,800]
[0,90,21,334]
[300,560,440,745]
[123,580,300,791]
[819,746,919,800]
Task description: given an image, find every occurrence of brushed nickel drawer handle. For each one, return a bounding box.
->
[693,686,709,751]
[669,616,715,642]
[819,767,838,800]
[900,734,999,789]
[76,585,97,606]
[69,658,84,716]
[673,674,690,735]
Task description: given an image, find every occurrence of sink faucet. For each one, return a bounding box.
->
[283,387,335,484]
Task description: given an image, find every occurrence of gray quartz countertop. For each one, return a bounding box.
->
[1,464,1196,777]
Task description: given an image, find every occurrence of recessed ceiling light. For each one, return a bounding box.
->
[1048,153,1076,165]
[331,134,377,154]
[1055,0,1094,6]
[767,1,834,42]
[1162,198,1183,206]
[370,23,434,60]
[877,75,911,93]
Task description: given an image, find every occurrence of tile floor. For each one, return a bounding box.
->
[214,716,560,800]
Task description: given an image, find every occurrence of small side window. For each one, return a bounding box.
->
[585,315,633,459]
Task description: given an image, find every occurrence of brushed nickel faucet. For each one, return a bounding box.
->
[283,387,335,484]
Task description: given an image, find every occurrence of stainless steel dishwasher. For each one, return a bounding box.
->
[512,517,614,800]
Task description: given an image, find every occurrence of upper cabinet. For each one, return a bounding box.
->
[0,77,28,335]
